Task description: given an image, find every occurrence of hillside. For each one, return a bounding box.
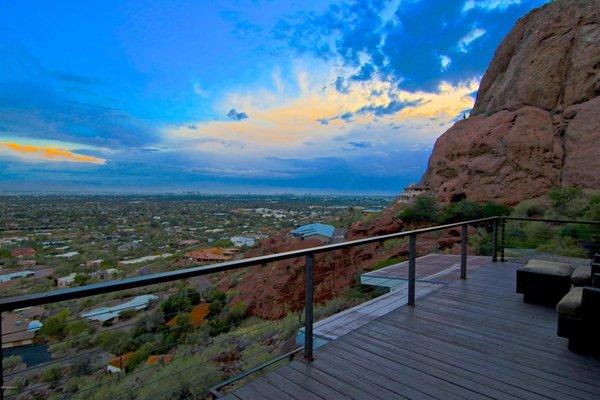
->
[422,0,600,205]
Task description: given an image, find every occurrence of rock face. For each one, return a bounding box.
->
[220,207,468,319]
[422,0,600,205]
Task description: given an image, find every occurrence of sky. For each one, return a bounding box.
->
[0,0,548,195]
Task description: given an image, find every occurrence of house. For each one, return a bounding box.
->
[290,223,336,243]
[145,354,173,366]
[185,248,233,263]
[17,259,36,267]
[106,352,135,373]
[86,259,103,268]
[91,268,120,280]
[1,307,44,349]
[397,184,429,202]
[81,294,157,324]
[55,273,77,288]
[178,239,200,247]
[54,251,80,258]
[0,270,36,283]
[118,254,171,266]
[10,247,36,258]
[230,235,256,247]
[166,303,210,328]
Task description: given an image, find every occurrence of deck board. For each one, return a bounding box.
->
[222,261,600,400]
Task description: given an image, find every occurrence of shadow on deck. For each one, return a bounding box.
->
[223,261,600,400]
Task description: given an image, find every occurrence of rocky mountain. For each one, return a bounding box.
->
[422,0,600,205]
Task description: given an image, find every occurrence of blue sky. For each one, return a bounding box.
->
[0,0,547,194]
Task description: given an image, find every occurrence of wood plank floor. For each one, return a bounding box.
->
[222,261,600,400]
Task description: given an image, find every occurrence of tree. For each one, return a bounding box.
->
[40,310,71,338]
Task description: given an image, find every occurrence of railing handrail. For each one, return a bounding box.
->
[504,217,600,225]
[1,215,598,311]
[0,216,498,311]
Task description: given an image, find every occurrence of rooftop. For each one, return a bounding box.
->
[290,223,335,239]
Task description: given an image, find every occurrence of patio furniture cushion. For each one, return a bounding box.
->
[517,259,576,305]
[571,265,592,286]
[557,287,583,317]
[520,259,575,276]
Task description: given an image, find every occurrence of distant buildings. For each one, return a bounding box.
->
[86,259,103,268]
[54,251,79,258]
[1,307,44,349]
[230,235,256,247]
[81,294,157,324]
[398,184,429,202]
[290,223,336,243]
[0,270,35,283]
[10,247,36,258]
[185,248,233,262]
[117,240,142,252]
[118,254,171,266]
[166,303,210,328]
[55,273,77,288]
[91,268,120,280]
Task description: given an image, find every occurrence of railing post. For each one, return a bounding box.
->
[304,253,315,362]
[408,234,416,306]
[492,218,498,262]
[461,224,468,279]
[500,217,506,262]
[1,311,4,400]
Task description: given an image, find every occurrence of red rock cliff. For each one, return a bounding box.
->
[422,0,600,205]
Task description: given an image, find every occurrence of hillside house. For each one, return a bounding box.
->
[230,235,256,247]
[290,223,336,243]
[185,248,233,263]
[81,294,157,324]
[397,184,429,202]
[0,270,36,283]
[10,247,36,258]
[55,273,77,288]
[1,307,44,349]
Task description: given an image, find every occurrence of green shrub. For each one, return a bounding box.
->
[40,310,71,338]
[161,288,200,317]
[64,320,92,336]
[397,196,438,223]
[41,366,62,383]
[3,355,23,370]
[437,200,510,224]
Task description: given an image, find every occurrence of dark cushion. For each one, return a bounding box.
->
[571,265,592,286]
[520,259,575,277]
[557,287,583,317]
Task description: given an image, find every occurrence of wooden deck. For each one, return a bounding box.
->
[309,255,489,341]
[223,261,600,400]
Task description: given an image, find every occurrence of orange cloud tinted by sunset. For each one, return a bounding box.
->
[0,142,106,165]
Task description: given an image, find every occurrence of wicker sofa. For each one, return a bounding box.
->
[556,255,600,353]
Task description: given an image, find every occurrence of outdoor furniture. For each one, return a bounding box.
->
[571,265,592,286]
[557,282,600,353]
[516,259,576,305]
[516,259,575,305]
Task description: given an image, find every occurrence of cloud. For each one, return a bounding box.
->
[192,81,208,97]
[227,109,249,120]
[335,76,350,94]
[439,55,452,71]
[457,27,486,53]
[351,63,376,81]
[347,141,374,149]
[164,65,480,155]
[356,99,424,117]
[462,0,521,12]
[0,141,106,165]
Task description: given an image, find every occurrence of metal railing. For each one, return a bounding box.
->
[2,216,599,399]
